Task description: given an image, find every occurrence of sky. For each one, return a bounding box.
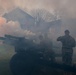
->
[0,0,76,38]
[0,0,76,18]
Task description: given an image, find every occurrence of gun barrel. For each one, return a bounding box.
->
[5,35,24,40]
[0,37,5,40]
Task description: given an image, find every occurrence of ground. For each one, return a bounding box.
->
[0,44,14,75]
[0,44,76,75]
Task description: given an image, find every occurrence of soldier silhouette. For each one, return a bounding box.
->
[39,34,55,62]
[57,30,75,65]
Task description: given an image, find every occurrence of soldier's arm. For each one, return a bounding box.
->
[72,38,76,47]
[57,36,62,41]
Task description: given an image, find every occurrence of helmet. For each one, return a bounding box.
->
[65,30,70,33]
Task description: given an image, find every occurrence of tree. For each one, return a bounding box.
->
[30,9,61,37]
[30,9,57,23]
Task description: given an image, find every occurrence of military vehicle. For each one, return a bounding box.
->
[0,35,76,75]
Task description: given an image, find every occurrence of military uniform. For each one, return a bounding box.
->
[57,35,75,65]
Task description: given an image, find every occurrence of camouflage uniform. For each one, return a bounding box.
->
[57,35,75,65]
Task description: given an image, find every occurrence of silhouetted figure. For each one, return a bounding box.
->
[39,34,55,62]
[57,30,75,65]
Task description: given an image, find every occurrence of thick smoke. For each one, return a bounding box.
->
[13,0,76,19]
[0,17,35,37]
[0,0,76,18]
[0,0,76,38]
[0,0,15,14]
[0,0,76,63]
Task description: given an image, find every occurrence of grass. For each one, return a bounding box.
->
[0,59,13,75]
[0,44,14,75]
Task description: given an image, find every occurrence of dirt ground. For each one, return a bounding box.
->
[0,44,76,75]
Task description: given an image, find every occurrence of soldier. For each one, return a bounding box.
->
[39,34,55,62]
[57,30,75,65]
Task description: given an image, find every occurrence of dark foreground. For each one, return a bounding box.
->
[0,45,76,75]
[10,50,76,75]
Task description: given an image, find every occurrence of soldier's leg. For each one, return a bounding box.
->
[64,52,69,64]
[68,52,73,65]
[62,50,66,64]
[63,52,71,65]
[67,49,73,65]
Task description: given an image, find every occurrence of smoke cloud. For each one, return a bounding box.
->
[14,0,76,19]
[0,0,76,38]
[0,0,76,63]
[0,0,76,18]
[0,17,35,37]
